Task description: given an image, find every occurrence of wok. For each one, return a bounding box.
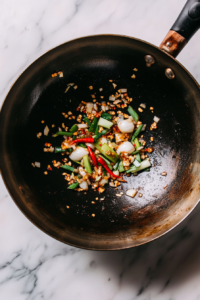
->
[1,0,200,250]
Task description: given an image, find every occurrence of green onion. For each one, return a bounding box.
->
[73,136,76,140]
[68,148,73,153]
[102,168,107,176]
[126,165,137,173]
[53,131,72,137]
[99,155,113,170]
[75,161,81,165]
[136,153,141,163]
[101,112,112,121]
[94,129,107,140]
[113,161,120,171]
[55,147,66,153]
[95,125,99,135]
[60,165,74,172]
[127,106,139,122]
[78,143,87,148]
[118,161,125,172]
[98,117,113,129]
[134,138,140,150]
[94,141,119,163]
[83,155,92,174]
[83,116,91,126]
[70,124,78,133]
[88,117,98,133]
[131,124,143,143]
[126,159,151,174]
[68,182,79,189]
[131,150,140,155]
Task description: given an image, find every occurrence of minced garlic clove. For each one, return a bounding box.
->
[126,189,137,198]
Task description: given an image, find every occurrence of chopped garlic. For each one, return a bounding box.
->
[44,125,49,136]
[126,189,137,198]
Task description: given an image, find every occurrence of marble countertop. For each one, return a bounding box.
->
[1,0,200,299]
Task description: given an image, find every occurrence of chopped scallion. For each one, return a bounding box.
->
[53,131,72,137]
[60,165,74,172]
[127,106,139,122]
[68,182,79,189]
[98,117,113,129]
[70,124,78,133]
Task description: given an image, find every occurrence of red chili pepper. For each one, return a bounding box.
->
[113,126,120,133]
[71,138,94,145]
[87,146,98,167]
[97,157,121,179]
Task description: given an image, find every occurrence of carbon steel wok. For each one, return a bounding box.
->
[1,0,200,250]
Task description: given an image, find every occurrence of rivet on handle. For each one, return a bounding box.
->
[144,55,155,67]
[165,68,175,79]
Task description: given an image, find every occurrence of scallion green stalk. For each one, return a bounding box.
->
[55,147,66,153]
[113,161,120,171]
[118,161,125,172]
[136,153,141,163]
[127,106,139,122]
[60,165,74,172]
[94,129,107,140]
[70,124,78,133]
[83,155,92,174]
[83,116,91,126]
[98,117,113,129]
[53,131,72,137]
[131,124,143,143]
[101,112,112,120]
[126,159,151,174]
[68,182,79,189]
[88,117,98,133]
[94,141,118,163]
[134,138,140,150]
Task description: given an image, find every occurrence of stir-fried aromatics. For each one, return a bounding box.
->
[35,80,160,197]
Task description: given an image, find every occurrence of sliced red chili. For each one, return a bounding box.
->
[71,138,95,145]
[97,157,121,179]
[87,146,98,167]
[113,126,120,133]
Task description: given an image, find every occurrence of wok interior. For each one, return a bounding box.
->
[1,36,200,250]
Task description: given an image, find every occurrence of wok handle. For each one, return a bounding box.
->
[160,0,200,57]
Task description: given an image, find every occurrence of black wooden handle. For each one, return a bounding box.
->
[171,0,200,41]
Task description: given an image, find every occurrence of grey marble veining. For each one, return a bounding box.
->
[1,0,200,299]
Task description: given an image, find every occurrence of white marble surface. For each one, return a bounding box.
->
[1,0,200,299]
